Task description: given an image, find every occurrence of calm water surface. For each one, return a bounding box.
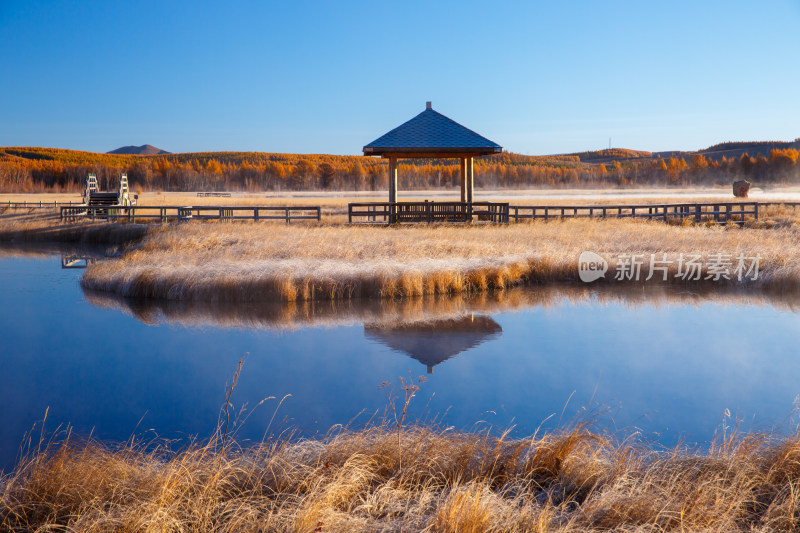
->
[2,246,800,470]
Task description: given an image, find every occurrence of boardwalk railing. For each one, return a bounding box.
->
[348,201,510,224]
[2,200,78,209]
[60,205,321,223]
[508,202,759,223]
[753,201,800,209]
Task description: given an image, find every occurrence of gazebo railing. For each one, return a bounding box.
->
[348,201,509,224]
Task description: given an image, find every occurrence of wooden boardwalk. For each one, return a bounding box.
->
[60,204,321,223]
[348,201,775,224]
[349,201,509,224]
[508,202,760,223]
[5,199,800,225]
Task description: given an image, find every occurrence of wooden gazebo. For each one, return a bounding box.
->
[364,102,502,203]
[354,102,507,223]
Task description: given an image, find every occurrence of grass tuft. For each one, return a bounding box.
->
[6,425,800,531]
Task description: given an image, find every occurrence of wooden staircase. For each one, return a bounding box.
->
[82,173,133,216]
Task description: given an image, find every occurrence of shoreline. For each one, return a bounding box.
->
[3,207,800,302]
[79,217,800,302]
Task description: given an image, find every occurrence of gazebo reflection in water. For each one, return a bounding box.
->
[364,314,502,374]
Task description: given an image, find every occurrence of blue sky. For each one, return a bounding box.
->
[1,0,798,155]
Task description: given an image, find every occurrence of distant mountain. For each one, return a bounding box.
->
[107,144,169,155]
[555,139,800,164]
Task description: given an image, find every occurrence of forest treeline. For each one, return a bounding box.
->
[1,144,799,193]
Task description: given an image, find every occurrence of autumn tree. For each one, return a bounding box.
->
[205,159,222,175]
[368,164,384,191]
[740,153,753,175]
[690,154,708,170]
[318,163,335,189]
[291,159,316,190]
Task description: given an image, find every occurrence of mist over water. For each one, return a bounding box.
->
[2,245,800,471]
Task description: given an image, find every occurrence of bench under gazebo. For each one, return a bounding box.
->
[351,102,509,223]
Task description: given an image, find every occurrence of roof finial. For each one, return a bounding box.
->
[426,101,432,110]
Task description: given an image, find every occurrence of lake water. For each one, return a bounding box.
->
[2,245,800,470]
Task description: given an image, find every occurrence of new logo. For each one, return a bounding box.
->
[578,251,607,283]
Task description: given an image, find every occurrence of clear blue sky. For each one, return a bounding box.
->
[1,0,798,155]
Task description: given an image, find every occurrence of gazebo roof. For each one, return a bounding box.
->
[363,102,502,158]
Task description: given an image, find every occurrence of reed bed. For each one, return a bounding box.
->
[5,425,800,531]
[80,217,800,302]
[4,203,800,302]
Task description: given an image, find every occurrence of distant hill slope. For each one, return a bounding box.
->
[697,140,800,161]
[108,144,169,155]
[557,140,800,164]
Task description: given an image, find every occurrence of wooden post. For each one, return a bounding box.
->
[467,157,474,204]
[388,158,397,224]
[460,158,467,202]
[388,158,397,204]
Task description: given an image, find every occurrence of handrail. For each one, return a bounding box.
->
[60,204,321,223]
[508,202,759,223]
[2,200,77,209]
[348,201,509,224]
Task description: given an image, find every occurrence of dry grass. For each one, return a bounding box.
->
[5,424,800,531]
[4,201,800,303]
[79,217,800,301]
